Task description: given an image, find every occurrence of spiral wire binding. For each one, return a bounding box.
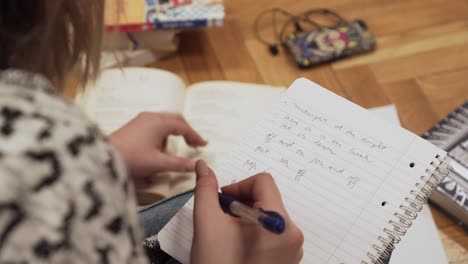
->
[363,155,452,264]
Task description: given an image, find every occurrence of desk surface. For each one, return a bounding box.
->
[148,0,468,262]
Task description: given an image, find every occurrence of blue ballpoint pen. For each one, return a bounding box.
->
[218,192,286,234]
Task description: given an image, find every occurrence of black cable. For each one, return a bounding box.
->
[254,8,297,55]
[302,9,346,25]
[254,8,296,44]
[127,32,140,50]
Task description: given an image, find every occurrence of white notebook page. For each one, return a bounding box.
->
[366,105,448,264]
[159,78,446,264]
[182,81,285,166]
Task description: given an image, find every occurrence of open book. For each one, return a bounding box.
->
[77,67,285,204]
[158,78,452,263]
[79,68,450,263]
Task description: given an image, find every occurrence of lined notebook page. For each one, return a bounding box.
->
[159,78,446,264]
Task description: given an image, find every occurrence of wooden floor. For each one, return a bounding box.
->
[150,0,468,262]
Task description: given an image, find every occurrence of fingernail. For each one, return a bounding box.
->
[195,160,209,181]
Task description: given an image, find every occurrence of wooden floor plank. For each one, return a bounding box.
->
[301,66,347,98]
[429,97,468,122]
[381,79,440,134]
[339,0,468,37]
[417,68,468,102]
[242,37,306,87]
[334,65,390,108]
[178,30,225,84]
[438,225,468,263]
[371,43,468,84]
[205,20,264,83]
[333,19,468,70]
[430,206,458,229]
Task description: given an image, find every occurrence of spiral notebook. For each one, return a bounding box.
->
[422,101,468,228]
[158,78,452,264]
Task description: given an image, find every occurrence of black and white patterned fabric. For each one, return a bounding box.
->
[0,70,148,264]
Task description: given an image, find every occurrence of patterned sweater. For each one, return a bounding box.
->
[0,70,149,263]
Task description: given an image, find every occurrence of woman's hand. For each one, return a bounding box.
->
[191,160,304,264]
[110,112,207,178]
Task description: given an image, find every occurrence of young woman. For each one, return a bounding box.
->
[0,1,303,263]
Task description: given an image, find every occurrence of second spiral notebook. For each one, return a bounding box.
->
[158,78,451,264]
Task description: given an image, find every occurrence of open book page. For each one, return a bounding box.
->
[77,67,186,202]
[159,78,447,264]
[168,81,286,196]
[79,67,186,133]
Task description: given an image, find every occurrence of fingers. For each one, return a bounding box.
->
[154,153,195,172]
[159,113,207,147]
[193,160,223,223]
[221,173,287,214]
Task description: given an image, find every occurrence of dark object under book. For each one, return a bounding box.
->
[139,190,194,264]
[144,239,180,264]
[423,101,468,229]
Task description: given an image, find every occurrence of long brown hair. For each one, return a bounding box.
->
[0,0,104,90]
